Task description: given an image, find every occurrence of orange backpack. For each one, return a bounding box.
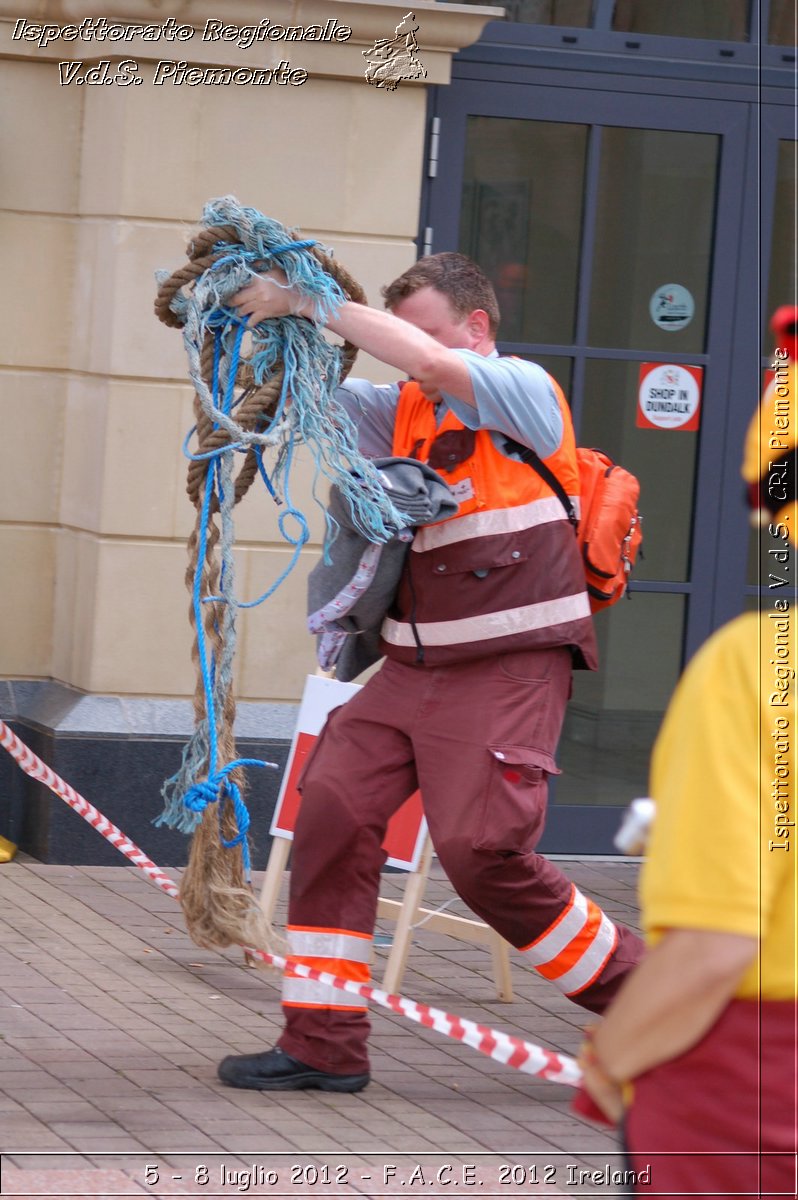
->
[506,440,643,613]
[574,448,643,611]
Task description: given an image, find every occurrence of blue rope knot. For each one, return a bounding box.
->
[180,757,273,875]
[183,778,223,813]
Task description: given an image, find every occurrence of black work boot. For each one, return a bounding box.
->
[217,1046,370,1093]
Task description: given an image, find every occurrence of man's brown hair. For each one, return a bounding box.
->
[381,252,500,337]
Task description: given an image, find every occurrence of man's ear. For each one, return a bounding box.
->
[467,309,491,341]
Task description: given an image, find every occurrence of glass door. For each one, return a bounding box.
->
[426,82,751,850]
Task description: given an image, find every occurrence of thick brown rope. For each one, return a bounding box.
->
[155,222,367,952]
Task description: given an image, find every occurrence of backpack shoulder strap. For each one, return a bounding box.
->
[503,437,579,531]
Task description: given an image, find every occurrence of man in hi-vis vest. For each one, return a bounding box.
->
[219,253,645,1092]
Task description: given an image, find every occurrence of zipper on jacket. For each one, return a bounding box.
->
[405,561,425,664]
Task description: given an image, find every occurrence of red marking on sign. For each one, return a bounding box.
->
[272,733,426,868]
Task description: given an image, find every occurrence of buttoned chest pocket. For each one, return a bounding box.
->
[425,542,532,581]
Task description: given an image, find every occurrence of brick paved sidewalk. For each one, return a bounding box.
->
[0,854,642,1199]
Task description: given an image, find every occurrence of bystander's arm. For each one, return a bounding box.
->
[587,927,757,1095]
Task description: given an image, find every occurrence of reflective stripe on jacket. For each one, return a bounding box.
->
[381,378,598,669]
[282,926,371,1011]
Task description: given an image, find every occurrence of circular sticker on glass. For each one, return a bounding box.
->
[637,364,702,431]
[649,284,695,331]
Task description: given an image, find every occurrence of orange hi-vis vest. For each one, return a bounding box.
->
[380,378,598,669]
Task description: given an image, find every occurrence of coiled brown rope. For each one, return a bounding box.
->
[155,211,367,953]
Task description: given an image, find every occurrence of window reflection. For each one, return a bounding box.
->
[589,128,719,354]
[612,0,750,41]
[434,0,592,24]
[769,0,796,45]
[766,142,798,335]
[557,593,685,807]
[460,117,587,346]
[503,0,591,23]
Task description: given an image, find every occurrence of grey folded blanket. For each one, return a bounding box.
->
[307,457,458,681]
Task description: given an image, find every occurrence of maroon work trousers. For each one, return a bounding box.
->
[625,998,797,1198]
[280,649,644,1074]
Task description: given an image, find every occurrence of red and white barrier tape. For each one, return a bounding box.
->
[0,718,581,1088]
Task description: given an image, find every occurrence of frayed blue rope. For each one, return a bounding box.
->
[159,323,279,872]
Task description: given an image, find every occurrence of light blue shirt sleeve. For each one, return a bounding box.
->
[334,379,400,459]
[441,350,564,459]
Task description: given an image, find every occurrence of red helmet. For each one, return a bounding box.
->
[770,306,798,362]
[742,308,797,536]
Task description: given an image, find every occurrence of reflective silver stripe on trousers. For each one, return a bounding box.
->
[413,495,580,552]
[550,912,618,997]
[382,591,591,649]
[281,978,368,1009]
[520,886,587,966]
[287,929,372,963]
[282,928,371,1009]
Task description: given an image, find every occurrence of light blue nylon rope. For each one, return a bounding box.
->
[159,326,275,874]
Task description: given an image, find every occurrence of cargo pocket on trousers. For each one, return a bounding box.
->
[473,745,561,854]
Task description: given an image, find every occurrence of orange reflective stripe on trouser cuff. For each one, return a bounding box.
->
[282,925,372,1011]
[520,886,618,997]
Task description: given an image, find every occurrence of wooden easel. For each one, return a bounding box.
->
[257,830,514,1002]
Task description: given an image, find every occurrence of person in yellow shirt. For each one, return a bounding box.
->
[579,307,797,1198]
